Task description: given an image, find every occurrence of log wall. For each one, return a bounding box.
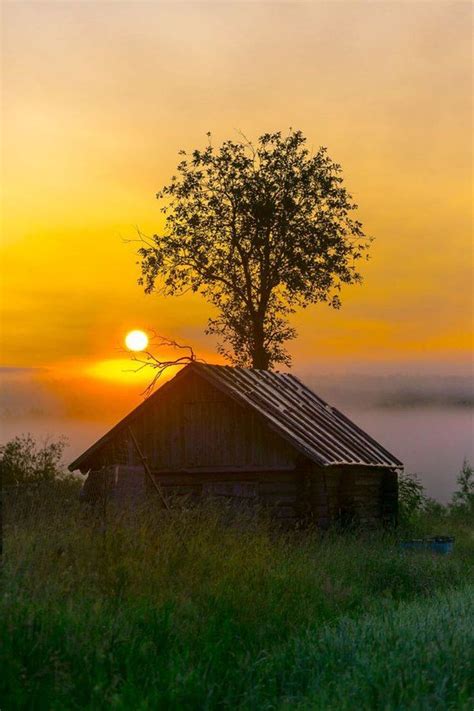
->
[306,464,398,526]
[82,463,398,526]
[151,469,301,525]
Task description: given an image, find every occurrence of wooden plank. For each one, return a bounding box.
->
[262,494,297,506]
[259,482,297,496]
[203,481,258,499]
[273,506,297,518]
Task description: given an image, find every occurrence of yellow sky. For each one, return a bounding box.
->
[1,0,472,402]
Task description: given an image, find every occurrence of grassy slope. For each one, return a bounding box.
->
[1,483,473,710]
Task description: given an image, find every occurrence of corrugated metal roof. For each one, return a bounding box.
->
[192,364,403,468]
[69,363,403,471]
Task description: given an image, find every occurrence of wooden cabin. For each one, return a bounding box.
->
[69,363,402,526]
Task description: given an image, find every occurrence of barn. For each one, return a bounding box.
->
[69,362,402,526]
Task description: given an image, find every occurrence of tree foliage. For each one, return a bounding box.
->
[138,130,370,368]
[0,434,66,488]
[450,459,474,518]
[398,472,430,520]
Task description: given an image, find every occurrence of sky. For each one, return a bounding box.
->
[1,1,473,441]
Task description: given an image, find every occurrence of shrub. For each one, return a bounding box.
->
[398,472,429,520]
[450,459,474,519]
[0,434,67,488]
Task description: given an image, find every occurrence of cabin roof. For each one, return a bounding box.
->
[68,363,403,472]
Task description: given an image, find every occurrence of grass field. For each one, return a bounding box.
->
[1,481,473,710]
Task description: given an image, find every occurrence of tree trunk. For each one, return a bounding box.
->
[252,321,270,370]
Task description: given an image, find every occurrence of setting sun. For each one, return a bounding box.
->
[125,330,149,352]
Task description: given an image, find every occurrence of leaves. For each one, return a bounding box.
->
[0,434,67,488]
[138,130,371,368]
[398,472,430,520]
[450,459,474,518]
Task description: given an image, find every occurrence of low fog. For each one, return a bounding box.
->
[1,368,473,502]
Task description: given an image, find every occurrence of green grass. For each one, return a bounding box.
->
[1,482,473,710]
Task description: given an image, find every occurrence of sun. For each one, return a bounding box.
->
[125,329,149,352]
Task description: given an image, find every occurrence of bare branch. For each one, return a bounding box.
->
[123,333,205,397]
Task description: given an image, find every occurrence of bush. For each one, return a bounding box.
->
[0,434,67,488]
[450,459,474,520]
[398,472,430,521]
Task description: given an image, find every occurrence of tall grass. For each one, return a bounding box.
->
[1,482,473,710]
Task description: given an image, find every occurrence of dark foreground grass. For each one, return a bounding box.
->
[1,483,473,710]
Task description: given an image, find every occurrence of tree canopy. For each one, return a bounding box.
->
[138,130,370,369]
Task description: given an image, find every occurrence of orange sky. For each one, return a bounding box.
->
[1,1,472,414]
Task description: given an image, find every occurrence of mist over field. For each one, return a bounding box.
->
[308,374,474,411]
[1,368,472,502]
[309,374,473,503]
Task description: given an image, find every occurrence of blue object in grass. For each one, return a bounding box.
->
[427,536,454,555]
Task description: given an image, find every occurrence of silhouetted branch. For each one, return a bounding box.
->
[125,332,204,397]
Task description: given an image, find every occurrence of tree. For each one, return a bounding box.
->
[138,130,370,369]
